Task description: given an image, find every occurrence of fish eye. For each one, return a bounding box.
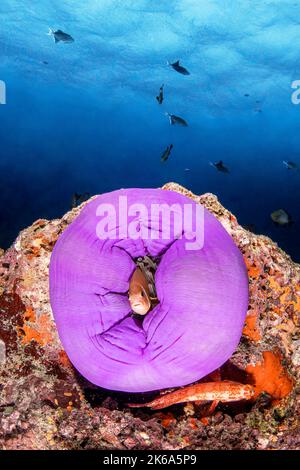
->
[141,291,144,297]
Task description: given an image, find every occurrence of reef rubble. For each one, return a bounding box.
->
[0,183,299,450]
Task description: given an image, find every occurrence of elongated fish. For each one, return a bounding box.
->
[161,144,173,162]
[128,381,255,410]
[156,84,164,104]
[283,160,298,170]
[168,60,190,75]
[48,28,74,43]
[210,160,229,173]
[166,113,188,126]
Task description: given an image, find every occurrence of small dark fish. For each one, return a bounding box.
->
[210,160,229,173]
[244,93,250,97]
[166,113,188,126]
[161,144,173,162]
[168,60,190,76]
[283,160,298,170]
[271,209,293,227]
[71,192,90,209]
[71,193,80,209]
[48,28,74,44]
[243,224,256,233]
[156,84,164,104]
[42,61,49,65]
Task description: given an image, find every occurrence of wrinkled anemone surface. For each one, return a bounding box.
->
[49,189,248,393]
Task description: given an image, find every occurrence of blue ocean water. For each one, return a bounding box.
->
[0,0,299,261]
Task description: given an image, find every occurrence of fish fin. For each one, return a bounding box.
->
[165,112,172,124]
[173,60,180,66]
[169,116,173,125]
[54,36,60,43]
[47,28,54,36]
[127,403,147,408]
[170,144,173,149]
[206,400,219,415]
[218,160,223,165]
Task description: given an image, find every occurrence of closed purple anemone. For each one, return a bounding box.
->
[49,188,248,393]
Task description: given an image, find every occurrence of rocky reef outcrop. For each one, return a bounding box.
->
[0,183,299,450]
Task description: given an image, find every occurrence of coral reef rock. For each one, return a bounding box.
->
[0,183,299,450]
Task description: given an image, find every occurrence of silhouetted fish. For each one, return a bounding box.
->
[161,144,173,162]
[283,160,298,170]
[48,29,74,43]
[71,192,90,209]
[210,160,229,173]
[168,60,190,75]
[166,113,188,126]
[156,85,164,104]
[271,209,293,226]
[243,224,256,233]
